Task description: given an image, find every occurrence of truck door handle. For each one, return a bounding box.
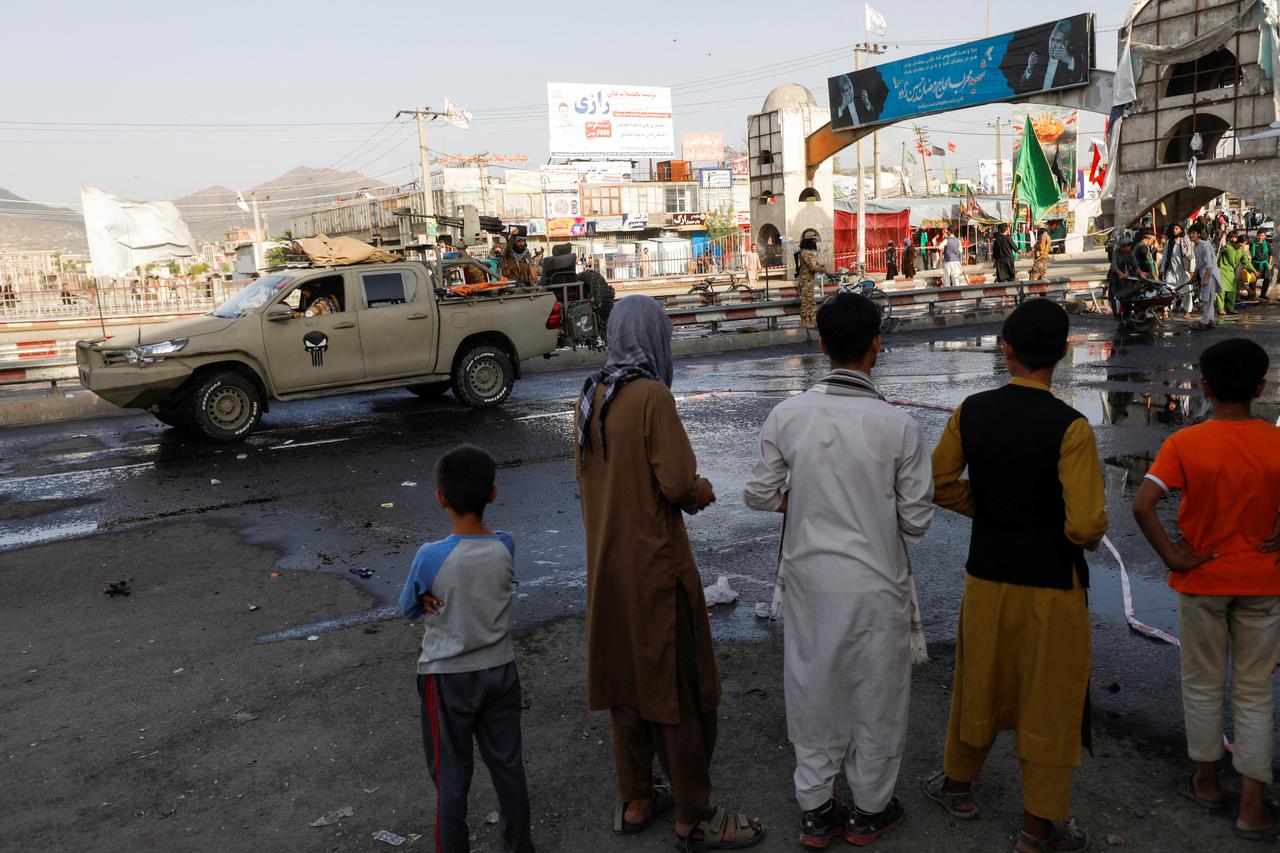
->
[406,313,429,320]
[332,321,356,329]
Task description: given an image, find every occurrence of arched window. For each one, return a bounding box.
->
[798,187,822,202]
[1163,114,1232,164]
[757,223,783,267]
[1166,48,1242,97]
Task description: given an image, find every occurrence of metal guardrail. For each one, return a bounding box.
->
[0,278,1102,389]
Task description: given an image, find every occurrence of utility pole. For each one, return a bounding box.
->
[991,118,1006,195]
[853,42,887,269]
[912,126,934,197]
[396,108,443,218]
[249,191,264,242]
[900,140,910,196]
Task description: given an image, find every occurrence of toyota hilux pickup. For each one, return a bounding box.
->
[76,258,562,441]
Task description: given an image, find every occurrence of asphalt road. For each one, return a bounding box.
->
[4,306,1280,851]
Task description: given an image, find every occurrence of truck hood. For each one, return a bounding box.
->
[102,315,238,350]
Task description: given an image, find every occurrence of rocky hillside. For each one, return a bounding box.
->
[175,166,389,243]
[0,166,389,251]
[0,188,87,251]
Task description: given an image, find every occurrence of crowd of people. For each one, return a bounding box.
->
[396,291,1280,853]
[1109,213,1275,329]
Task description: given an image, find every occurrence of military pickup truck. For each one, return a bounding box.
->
[76,258,562,441]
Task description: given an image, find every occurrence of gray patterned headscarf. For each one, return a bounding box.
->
[577,296,673,461]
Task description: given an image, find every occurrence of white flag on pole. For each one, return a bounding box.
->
[865,3,887,36]
[236,191,251,213]
[79,187,196,277]
[443,97,472,131]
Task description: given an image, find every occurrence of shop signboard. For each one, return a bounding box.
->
[699,169,733,189]
[681,131,725,162]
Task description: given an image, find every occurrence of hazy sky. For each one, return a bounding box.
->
[2,0,1134,209]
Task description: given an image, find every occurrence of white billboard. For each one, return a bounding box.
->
[547,83,674,158]
[978,159,1013,195]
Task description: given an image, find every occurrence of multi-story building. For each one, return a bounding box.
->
[0,249,60,292]
[1114,0,1280,226]
[288,162,751,276]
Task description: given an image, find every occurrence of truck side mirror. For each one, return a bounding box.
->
[265,305,293,322]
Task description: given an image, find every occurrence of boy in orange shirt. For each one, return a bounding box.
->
[1133,338,1280,841]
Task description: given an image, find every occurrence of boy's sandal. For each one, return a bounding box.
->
[844,796,905,846]
[921,771,979,820]
[675,806,766,851]
[1013,820,1090,853]
[613,784,675,835]
[1234,803,1280,841]
[1174,771,1232,811]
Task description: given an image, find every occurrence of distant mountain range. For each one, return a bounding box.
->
[0,188,85,252]
[173,166,389,244]
[0,166,389,253]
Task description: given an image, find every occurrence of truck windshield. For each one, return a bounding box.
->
[212,275,296,318]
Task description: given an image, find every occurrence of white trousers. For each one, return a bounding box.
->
[1179,593,1280,782]
[794,740,902,814]
[942,261,964,287]
[1200,280,1216,325]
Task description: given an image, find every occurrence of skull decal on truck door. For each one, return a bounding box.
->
[303,331,329,367]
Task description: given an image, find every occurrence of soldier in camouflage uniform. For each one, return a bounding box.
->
[500,235,538,287]
[797,235,823,328]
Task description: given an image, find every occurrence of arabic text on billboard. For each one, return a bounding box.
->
[547,83,674,157]
[681,132,725,162]
[699,169,733,189]
[827,14,1093,132]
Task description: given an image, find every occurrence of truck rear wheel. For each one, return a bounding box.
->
[188,370,263,441]
[452,344,514,408]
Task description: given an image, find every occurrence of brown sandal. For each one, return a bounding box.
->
[613,784,674,834]
[921,771,979,820]
[676,806,766,851]
[1014,820,1090,852]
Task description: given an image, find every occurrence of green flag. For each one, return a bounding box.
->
[1011,116,1061,224]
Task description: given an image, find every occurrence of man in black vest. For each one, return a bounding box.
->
[921,299,1107,853]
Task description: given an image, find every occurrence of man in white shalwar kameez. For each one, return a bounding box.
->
[744,293,934,848]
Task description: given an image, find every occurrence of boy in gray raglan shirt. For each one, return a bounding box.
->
[399,444,533,853]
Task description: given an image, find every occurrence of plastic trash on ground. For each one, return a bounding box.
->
[702,576,739,606]
[310,805,353,827]
[372,829,407,846]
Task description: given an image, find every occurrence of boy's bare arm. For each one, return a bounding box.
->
[1131,479,1216,573]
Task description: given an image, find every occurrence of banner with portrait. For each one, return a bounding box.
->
[827,14,1093,131]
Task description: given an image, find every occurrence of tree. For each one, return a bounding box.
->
[705,207,738,241]
[189,262,210,275]
[265,230,296,268]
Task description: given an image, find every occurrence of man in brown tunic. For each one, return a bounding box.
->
[576,296,765,850]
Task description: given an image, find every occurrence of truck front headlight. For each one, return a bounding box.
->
[124,338,189,364]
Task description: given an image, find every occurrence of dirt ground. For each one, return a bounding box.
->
[1,521,1272,852]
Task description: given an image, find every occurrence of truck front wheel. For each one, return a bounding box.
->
[452,344,514,408]
[188,370,264,441]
